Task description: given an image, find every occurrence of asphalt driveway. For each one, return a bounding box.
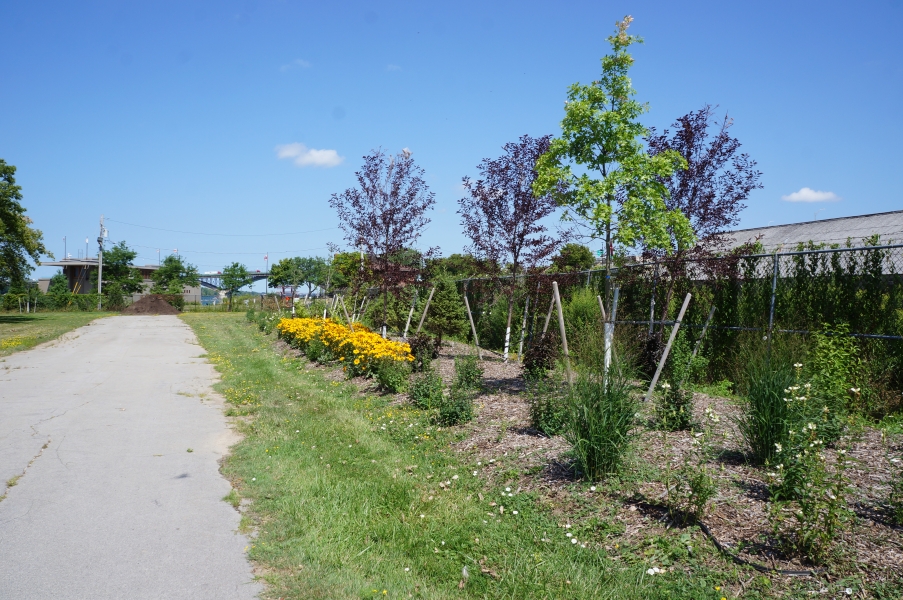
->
[0,315,260,599]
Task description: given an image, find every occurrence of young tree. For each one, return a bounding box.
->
[0,159,49,290]
[423,272,469,346]
[458,134,563,360]
[91,241,145,294]
[151,255,200,294]
[221,262,253,311]
[645,105,763,256]
[329,148,436,336]
[533,16,692,279]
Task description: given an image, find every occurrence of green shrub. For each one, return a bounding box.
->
[435,386,474,426]
[737,360,796,464]
[666,407,720,524]
[522,332,558,382]
[409,370,444,410]
[408,333,440,373]
[305,335,328,363]
[654,382,694,431]
[374,358,410,394]
[453,354,483,390]
[566,362,638,480]
[528,379,568,436]
[767,426,851,563]
[667,329,708,386]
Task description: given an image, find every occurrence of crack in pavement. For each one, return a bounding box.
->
[0,437,51,505]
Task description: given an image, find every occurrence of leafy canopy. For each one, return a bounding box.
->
[151,255,200,294]
[533,16,693,256]
[0,159,49,289]
[92,241,145,294]
[222,262,254,310]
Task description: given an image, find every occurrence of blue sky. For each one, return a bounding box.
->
[4,0,902,287]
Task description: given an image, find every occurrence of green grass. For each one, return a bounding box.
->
[182,313,760,599]
[0,312,115,356]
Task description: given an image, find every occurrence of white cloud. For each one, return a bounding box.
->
[280,58,311,71]
[780,187,842,203]
[386,64,401,71]
[275,143,344,168]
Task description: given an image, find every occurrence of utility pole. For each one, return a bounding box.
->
[63,236,67,260]
[96,215,107,310]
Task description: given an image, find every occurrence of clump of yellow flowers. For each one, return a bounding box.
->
[277,317,413,378]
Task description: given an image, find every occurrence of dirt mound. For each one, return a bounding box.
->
[121,295,181,316]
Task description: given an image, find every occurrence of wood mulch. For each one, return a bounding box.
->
[272,331,903,594]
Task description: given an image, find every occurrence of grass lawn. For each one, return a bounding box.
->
[183,313,752,600]
[0,312,115,356]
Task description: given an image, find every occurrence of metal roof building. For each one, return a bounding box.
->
[724,210,903,251]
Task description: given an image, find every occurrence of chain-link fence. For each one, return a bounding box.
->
[455,243,903,410]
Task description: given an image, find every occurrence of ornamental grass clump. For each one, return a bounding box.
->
[737,359,796,464]
[566,360,639,480]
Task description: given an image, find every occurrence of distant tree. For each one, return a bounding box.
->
[269,257,303,298]
[48,270,69,295]
[533,16,692,278]
[221,262,253,311]
[459,134,563,361]
[151,255,200,294]
[424,253,483,280]
[91,241,145,294]
[645,104,763,256]
[329,148,436,336]
[297,256,328,298]
[553,243,595,272]
[0,159,49,290]
[423,272,469,345]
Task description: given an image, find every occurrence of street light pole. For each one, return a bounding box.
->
[96,215,106,310]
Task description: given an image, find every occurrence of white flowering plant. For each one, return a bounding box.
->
[767,422,852,563]
[666,405,718,524]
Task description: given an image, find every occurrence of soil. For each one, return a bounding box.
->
[121,295,181,316]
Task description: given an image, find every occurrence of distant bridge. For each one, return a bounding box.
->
[199,271,270,291]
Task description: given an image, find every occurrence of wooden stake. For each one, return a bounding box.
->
[402,291,417,339]
[596,294,607,322]
[339,296,354,332]
[415,286,436,334]
[542,297,555,335]
[462,289,483,359]
[644,293,692,402]
[551,282,572,384]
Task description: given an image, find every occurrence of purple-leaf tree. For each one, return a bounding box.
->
[645,105,763,333]
[646,105,763,257]
[329,148,436,337]
[458,134,564,361]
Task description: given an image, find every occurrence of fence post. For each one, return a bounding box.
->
[768,253,779,358]
[648,260,659,336]
[551,281,573,384]
[644,293,692,402]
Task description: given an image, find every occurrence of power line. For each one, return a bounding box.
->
[106,218,339,237]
